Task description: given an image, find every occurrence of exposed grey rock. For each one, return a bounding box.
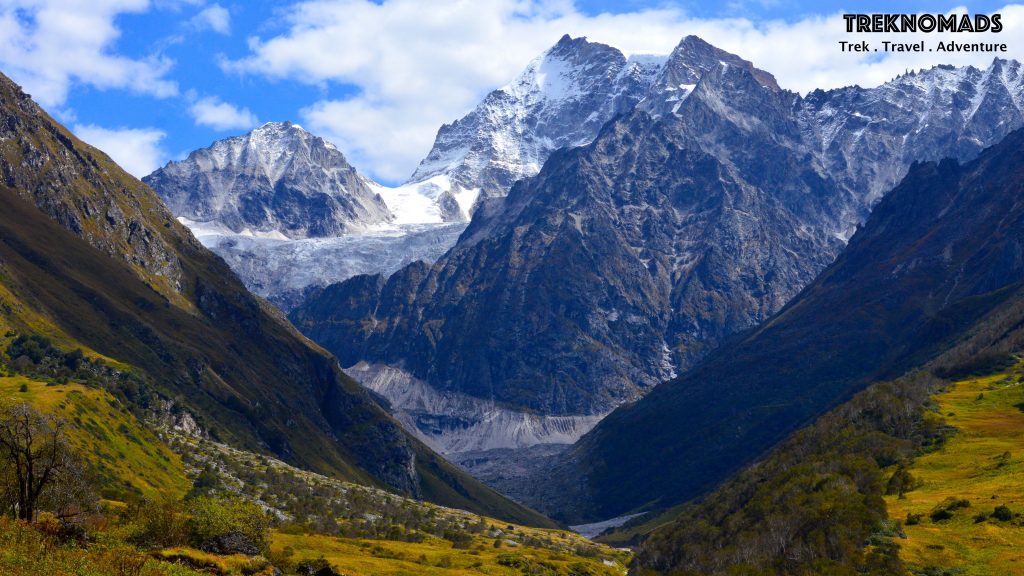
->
[150,35,670,306]
[407,34,665,217]
[548,126,1024,522]
[347,363,605,454]
[200,531,260,556]
[0,75,186,294]
[294,38,1024,421]
[145,122,392,239]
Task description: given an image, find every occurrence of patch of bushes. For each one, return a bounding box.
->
[933,352,1017,380]
[187,496,270,553]
[497,553,561,575]
[886,465,920,497]
[0,515,206,576]
[929,498,971,522]
[4,332,162,420]
[992,505,1013,522]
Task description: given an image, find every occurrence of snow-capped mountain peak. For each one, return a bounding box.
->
[639,35,779,117]
[800,56,1024,213]
[144,121,393,239]
[405,35,667,220]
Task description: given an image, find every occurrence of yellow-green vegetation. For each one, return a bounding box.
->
[152,548,278,576]
[0,348,622,576]
[1,71,560,524]
[886,363,1024,575]
[272,525,631,576]
[188,496,270,552]
[0,375,189,500]
[170,434,630,575]
[0,516,206,576]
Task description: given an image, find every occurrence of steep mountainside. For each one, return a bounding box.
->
[544,127,1024,523]
[407,34,664,218]
[145,121,392,239]
[0,71,552,527]
[802,59,1024,218]
[626,348,1024,575]
[293,41,1024,426]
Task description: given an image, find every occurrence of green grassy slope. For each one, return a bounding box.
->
[0,70,552,527]
[0,363,591,574]
[623,287,1024,574]
[887,365,1024,575]
[0,375,190,500]
[271,528,629,576]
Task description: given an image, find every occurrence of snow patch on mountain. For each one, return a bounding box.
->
[152,36,682,309]
[192,222,467,311]
[368,175,480,224]
[800,57,1024,217]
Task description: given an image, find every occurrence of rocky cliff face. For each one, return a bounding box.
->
[549,126,1024,522]
[800,58,1024,235]
[293,38,1024,425]
[407,34,665,219]
[145,122,392,239]
[0,77,187,299]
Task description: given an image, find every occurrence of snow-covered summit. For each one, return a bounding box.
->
[799,56,1024,228]
[144,121,393,239]
[639,35,779,117]
[403,34,786,220]
[406,34,667,219]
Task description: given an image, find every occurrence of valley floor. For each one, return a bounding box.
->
[272,528,630,576]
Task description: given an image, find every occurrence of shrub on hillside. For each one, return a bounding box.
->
[929,498,971,522]
[992,505,1013,522]
[885,465,919,497]
[129,496,190,548]
[188,496,269,553]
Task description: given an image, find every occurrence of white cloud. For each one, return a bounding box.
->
[73,124,168,178]
[0,0,178,108]
[190,3,230,34]
[189,95,258,130]
[223,1,1024,183]
[222,0,697,182]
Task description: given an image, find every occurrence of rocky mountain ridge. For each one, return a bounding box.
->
[545,125,1024,522]
[407,34,666,218]
[293,40,1024,428]
[144,35,675,309]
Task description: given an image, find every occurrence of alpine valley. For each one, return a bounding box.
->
[3,20,1024,576]
[0,68,632,576]
[289,36,1024,469]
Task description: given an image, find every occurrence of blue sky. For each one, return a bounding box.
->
[1,1,1019,183]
